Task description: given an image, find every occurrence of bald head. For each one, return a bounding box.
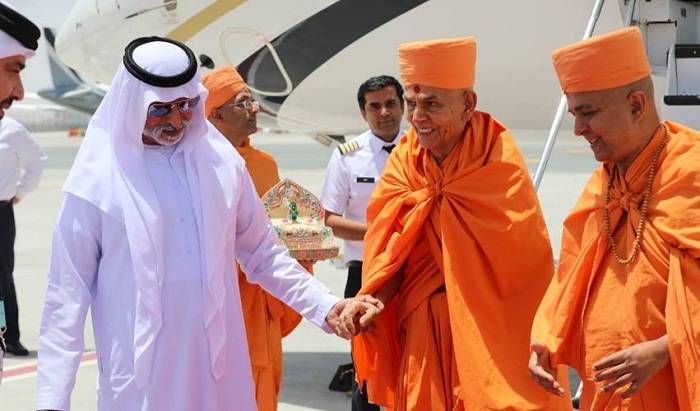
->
[606,76,659,128]
[624,76,655,108]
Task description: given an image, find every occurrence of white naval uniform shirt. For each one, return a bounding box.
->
[0,116,46,201]
[320,129,403,263]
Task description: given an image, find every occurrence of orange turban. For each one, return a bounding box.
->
[202,65,247,117]
[398,37,476,89]
[552,27,651,93]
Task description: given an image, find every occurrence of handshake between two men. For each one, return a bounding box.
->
[328,295,384,339]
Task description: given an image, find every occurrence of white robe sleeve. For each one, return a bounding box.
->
[14,126,47,200]
[36,194,102,411]
[234,171,340,330]
[319,147,351,216]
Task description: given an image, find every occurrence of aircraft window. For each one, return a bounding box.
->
[165,0,177,11]
[199,54,215,69]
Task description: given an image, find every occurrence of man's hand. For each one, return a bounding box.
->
[592,335,669,399]
[11,196,20,205]
[326,295,383,339]
[528,342,564,396]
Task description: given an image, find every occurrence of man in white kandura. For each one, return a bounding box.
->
[35,36,379,411]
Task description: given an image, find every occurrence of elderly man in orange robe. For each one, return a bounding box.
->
[203,65,310,411]
[529,27,700,411]
[336,37,572,410]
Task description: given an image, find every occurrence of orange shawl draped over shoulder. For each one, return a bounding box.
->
[236,139,309,410]
[532,121,700,410]
[352,112,570,410]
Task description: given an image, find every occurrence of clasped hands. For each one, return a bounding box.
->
[326,294,384,340]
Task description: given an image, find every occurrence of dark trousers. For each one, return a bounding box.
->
[345,262,380,411]
[344,262,363,299]
[0,201,19,343]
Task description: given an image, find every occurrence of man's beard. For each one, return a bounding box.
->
[0,98,15,119]
[143,120,190,146]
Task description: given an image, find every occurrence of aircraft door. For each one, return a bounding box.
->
[220,28,294,99]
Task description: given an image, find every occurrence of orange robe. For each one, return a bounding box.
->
[236,139,310,411]
[532,121,700,410]
[352,111,571,410]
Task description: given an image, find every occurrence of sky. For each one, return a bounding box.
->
[13,0,79,92]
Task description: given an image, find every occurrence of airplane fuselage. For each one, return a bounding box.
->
[55,0,628,135]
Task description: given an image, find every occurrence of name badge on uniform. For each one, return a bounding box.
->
[356,177,375,183]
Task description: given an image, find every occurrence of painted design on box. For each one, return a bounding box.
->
[262,178,339,261]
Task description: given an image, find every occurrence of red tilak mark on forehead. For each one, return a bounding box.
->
[413,85,421,94]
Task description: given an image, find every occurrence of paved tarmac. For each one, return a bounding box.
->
[0,128,595,409]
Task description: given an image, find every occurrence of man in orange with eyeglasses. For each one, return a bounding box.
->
[203,65,316,411]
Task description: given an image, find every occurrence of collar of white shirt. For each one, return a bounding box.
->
[369,130,403,156]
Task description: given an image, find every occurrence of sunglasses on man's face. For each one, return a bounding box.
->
[148,96,201,118]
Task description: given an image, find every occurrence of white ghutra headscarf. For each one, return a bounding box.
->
[0,1,39,59]
[63,37,242,388]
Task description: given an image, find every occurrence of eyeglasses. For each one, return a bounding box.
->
[221,100,260,111]
[148,96,201,117]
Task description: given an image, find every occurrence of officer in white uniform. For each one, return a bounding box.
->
[320,75,405,411]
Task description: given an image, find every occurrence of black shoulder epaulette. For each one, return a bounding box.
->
[337,139,361,155]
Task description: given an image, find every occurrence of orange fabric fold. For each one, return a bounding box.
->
[398,37,476,89]
[552,27,651,93]
[237,139,282,200]
[235,140,312,410]
[352,111,571,410]
[532,121,700,410]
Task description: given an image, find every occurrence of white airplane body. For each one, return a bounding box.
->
[6,92,92,132]
[54,0,700,136]
[54,0,630,136]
